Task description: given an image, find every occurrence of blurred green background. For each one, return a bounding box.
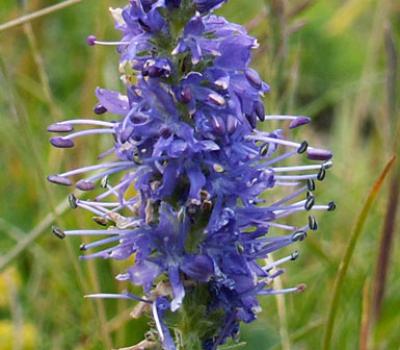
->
[0,0,399,349]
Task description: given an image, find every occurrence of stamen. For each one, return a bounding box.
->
[85,293,150,303]
[152,301,165,342]
[47,175,72,186]
[47,124,74,133]
[58,162,134,177]
[263,250,299,271]
[52,225,66,239]
[317,166,326,181]
[63,229,130,236]
[76,180,96,191]
[68,194,78,209]
[291,230,307,242]
[274,174,319,181]
[272,161,332,173]
[86,35,130,46]
[80,235,121,250]
[307,179,316,191]
[308,215,318,230]
[305,195,315,211]
[297,141,308,154]
[62,128,115,140]
[49,119,115,128]
[50,137,74,148]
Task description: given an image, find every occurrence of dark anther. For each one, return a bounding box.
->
[328,201,336,211]
[80,243,87,251]
[317,167,326,181]
[297,141,308,154]
[308,215,318,231]
[101,175,109,189]
[305,195,315,211]
[307,179,316,191]
[93,216,108,226]
[52,225,66,240]
[260,143,269,156]
[68,194,78,209]
[291,250,300,260]
[94,104,107,115]
[292,230,307,242]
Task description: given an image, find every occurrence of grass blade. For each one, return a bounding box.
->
[0,0,82,32]
[359,279,371,350]
[322,155,396,350]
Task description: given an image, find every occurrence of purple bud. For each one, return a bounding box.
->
[289,117,311,129]
[50,137,74,148]
[86,35,96,46]
[254,101,265,121]
[226,115,238,134]
[246,113,257,129]
[76,180,96,191]
[47,123,74,133]
[208,93,225,106]
[245,68,262,89]
[307,149,333,161]
[180,86,192,104]
[181,255,214,282]
[166,0,181,8]
[160,127,172,139]
[94,104,107,115]
[47,175,72,186]
[211,116,225,136]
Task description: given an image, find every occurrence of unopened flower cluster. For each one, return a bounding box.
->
[48,0,334,349]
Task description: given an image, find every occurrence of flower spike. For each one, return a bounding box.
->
[48,1,334,348]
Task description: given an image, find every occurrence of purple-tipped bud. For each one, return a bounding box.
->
[180,86,192,104]
[254,101,265,121]
[86,35,97,46]
[208,93,225,106]
[181,255,214,282]
[50,137,74,148]
[289,117,311,129]
[47,175,72,186]
[245,68,262,89]
[47,123,74,133]
[246,113,257,129]
[94,103,107,115]
[226,115,238,134]
[307,148,333,161]
[211,116,225,136]
[160,127,172,139]
[76,180,96,191]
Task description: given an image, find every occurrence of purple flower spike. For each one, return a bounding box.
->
[47,1,333,349]
[50,137,74,148]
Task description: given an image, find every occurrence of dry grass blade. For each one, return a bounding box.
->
[359,279,371,350]
[322,155,396,350]
[371,22,399,321]
[0,200,69,272]
[0,0,83,32]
